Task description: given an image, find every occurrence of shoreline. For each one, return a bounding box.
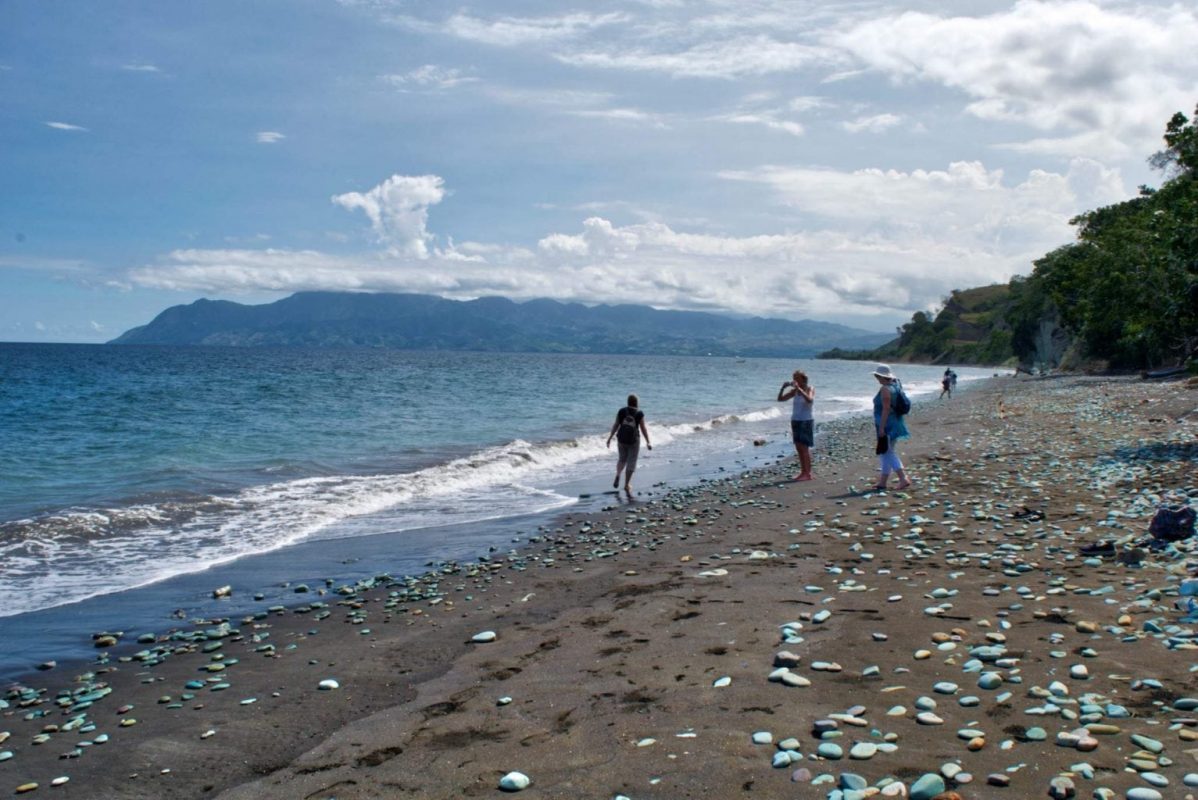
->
[3,374,1196,799]
[0,371,980,680]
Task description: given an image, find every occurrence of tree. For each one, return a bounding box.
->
[1013,104,1198,368]
[1149,106,1198,177]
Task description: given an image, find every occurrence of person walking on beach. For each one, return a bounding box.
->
[872,365,911,491]
[777,370,815,481]
[607,393,651,496]
[940,367,958,399]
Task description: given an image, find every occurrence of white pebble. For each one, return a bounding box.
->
[499,771,531,791]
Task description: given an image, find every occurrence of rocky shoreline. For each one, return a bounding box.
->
[3,374,1197,800]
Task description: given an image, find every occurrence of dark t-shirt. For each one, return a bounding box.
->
[615,406,644,444]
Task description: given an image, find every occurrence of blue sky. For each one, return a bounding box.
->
[2,0,1196,342]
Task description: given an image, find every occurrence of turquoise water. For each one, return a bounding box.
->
[0,343,993,619]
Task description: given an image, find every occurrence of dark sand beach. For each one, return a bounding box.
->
[3,374,1197,800]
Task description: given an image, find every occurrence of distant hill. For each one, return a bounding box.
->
[819,284,1023,366]
[110,292,892,358]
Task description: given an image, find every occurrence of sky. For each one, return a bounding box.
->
[2,0,1196,342]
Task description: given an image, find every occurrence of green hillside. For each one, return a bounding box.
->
[820,284,1021,366]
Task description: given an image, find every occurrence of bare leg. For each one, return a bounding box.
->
[797,444,812,480]
[894,469,912,490]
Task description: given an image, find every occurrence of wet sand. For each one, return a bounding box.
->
[3,374,1197,800]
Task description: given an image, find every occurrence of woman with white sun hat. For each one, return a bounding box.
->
[872,364,911,491]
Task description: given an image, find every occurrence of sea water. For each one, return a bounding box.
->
[0,344,991,668]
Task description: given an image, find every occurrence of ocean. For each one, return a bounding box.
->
[0,343,993,675]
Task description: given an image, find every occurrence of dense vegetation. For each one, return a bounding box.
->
[823,105,1198,371]
[821,284,1017,366]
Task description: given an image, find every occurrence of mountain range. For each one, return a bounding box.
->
[110,292,891,358]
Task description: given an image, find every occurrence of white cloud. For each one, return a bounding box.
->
[789,96,828,113]
[715,112,804,137]
[90,320,104,332]
[395,11,628,46]
[381,65,476,90]
[45,121,88,132]
[842,113,902,134]
[484,86,614,110]
[833,0,1198,158]
[121,64,160,73]
[34,321,46,331]
[570,107,670,128]
[447,11,627,45]
[130,157,1129,324]
[558,35,835,78]
[256,131,285,144]
[721,158,1126,229]
[331,174,447,258]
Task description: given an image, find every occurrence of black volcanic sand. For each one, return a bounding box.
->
[2,375,1197,800]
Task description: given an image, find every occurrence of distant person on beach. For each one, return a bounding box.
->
[606,393,651,496]
[872,364,911,491]
[940,369,953,399]
[777,370,815,481]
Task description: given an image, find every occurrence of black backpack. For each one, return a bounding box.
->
[892,381,911,416]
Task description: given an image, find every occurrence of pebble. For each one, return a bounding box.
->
[498,771,531,791]
[849,742,877,759]
[817,742,843,759]
[1129,734,1163,754]
[1025,727,1047,741]
[317,679,339,690]
[774,651,801,668]
[779,671,811,687]
[471,631,497,643]
[978,672,1003,690]
[712,676,732,687]
[1125,789,1162,800]
[1048,776,1075,798]
[916,712,944,725]
[909,774,946,800]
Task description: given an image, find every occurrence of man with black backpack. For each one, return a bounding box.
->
[606,393,652,496]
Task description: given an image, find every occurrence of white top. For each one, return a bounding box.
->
[791,390,813,421]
